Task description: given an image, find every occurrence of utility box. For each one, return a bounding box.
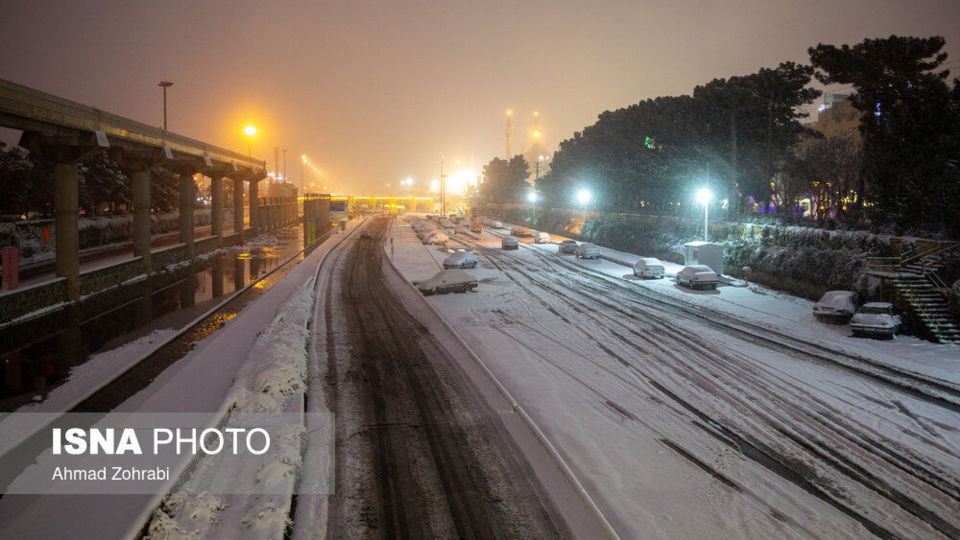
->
[683,241,724,275]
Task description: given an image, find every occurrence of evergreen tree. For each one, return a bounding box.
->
[810,35,960,234]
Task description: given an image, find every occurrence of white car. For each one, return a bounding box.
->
[491,220,504,229]
[576,243,600,259]
[633,257,665,279]
[501,236,519,250]
[534,231,551,244]
[850,302,902,338]
[443,251,478,269]
[422,231,449,245]
[558,240,578,254]
[675,265,718,290]
[416,269,478,295]
[813,290,859,323]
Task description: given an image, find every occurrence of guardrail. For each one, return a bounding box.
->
[864,257,901,274]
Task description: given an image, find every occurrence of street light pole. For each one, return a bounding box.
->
[244,126,257,157]
[440,157,446,215]
[696,188,712,242]
[282,149,287,182]
[158,81,173,130]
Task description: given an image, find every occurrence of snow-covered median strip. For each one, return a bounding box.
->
[144,281,315,540]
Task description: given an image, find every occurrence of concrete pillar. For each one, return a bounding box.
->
[234,257,245,291]
[249,180,259,233]
[179,174,195,259]
[211,175,224,246]
[212,256,224,298]
[180,275,195,309]
[132,169,152,274]
[233,178,244,241]
[54,162,80,302]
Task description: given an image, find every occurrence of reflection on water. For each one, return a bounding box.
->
[0,227,304,410]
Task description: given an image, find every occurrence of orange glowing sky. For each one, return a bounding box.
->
[2,0,958,195]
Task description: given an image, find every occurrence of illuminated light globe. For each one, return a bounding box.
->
[577,189,591,205]
[696,188,712,205]
[243,125,257,136]
[528,191,537,203]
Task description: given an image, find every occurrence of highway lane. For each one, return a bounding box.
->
[316,217,567,538]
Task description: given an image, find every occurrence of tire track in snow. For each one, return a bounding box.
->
[455,234,960,538]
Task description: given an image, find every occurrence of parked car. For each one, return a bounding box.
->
[576,242,600,259]
[416,269,478,295]
[418,227,443,240]
[850,302,902,338]
[534,231,551,244]
[633,257,665,279]
[675,265,718,290]
[813,290,860,323]
[422,231,449,245]
[501,236,519,250]
[470,221,484,233]
[359,230,372,240]
[511,226,532,237]
[443,251,478,269]
[558,240,578,254]
[491,220,504,229]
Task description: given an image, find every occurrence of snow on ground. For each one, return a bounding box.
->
[145,279,316,540]
[547,235,960,385]
[388,216,960,539]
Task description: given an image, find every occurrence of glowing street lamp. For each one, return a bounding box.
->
[577,189,591,228]
[243,125,257,156]
[527,189,538,221]
[696,187,712,242]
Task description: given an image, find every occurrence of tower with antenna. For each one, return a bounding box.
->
[505,109,513,158]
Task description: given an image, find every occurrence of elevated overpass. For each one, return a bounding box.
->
[0,78,268,301]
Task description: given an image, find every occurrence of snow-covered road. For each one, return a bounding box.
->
[392,217,960,539]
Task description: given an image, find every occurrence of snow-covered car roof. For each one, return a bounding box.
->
[560,239,577,245]
[861,302,893,309]
[417,269,477,290]
[443,251,477,264]
[682,265,715,273]
[638,257,662,265]
[821,290,857,299]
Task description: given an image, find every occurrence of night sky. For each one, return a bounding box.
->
[2,0,958,195]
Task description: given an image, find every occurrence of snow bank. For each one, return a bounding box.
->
[144,281,315,539]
